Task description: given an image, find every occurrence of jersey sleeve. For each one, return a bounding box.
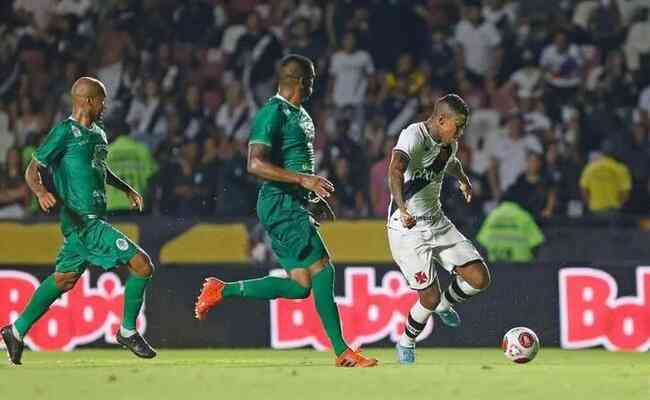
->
[33,123,68,167]
[393,125,422,160]
[249,103,284,147]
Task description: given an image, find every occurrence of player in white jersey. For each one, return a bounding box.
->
[387,94,491,364]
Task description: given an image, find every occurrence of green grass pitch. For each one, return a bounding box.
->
[1,348,649,400]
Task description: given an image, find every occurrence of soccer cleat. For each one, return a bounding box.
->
[1,325,24,365]
[335,348,378,368]
[116,330,156,359]
[436,307,461,328]
[194,277,226,320]
[396,343,415,364]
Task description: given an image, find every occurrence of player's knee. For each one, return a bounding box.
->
[54,272,81,292]
[469,264,491,290]
[290,269,312,289]
[418,287,440,310]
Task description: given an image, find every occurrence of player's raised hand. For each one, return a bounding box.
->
[299,174,335,198]
[459,179,472,203]
[127,190,144,212]
[399,207,416,229]
[36,191,57,213]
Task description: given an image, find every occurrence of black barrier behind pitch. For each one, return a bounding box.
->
[0,263,644,349]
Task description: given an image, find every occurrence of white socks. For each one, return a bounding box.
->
[399,300,433,347]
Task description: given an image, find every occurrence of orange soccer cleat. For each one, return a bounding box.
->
[335,348,379,368]
[194,277,226,320]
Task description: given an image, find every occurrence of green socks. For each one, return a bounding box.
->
[122,274,151,331]
[221,264,349,356]
[13,274,64,338]
[223,276,310,299]
[312,263,348,356]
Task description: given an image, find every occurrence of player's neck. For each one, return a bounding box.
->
[424,120,441,143]
[70,112,95,128]
[277,88,302,108]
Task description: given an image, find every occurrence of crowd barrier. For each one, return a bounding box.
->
[2,263,648,352]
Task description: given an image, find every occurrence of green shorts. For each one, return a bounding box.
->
[257,192,329,271]
[55,218,139,274]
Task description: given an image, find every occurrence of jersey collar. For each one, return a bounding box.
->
[273,93,301,110]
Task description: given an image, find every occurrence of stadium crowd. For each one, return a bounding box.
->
[0,0,649,228]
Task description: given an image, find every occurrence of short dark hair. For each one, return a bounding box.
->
[279,54,313,75]
[436,93,470,129]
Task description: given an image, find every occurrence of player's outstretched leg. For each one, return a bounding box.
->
[194,275,311,320]
[396,282,440,364]
[2,272,80,365]
[305,259,377,368]
[116,252,156,359]
[436,261,490,324]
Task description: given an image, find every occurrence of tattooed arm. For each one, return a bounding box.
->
[388,150,416,229]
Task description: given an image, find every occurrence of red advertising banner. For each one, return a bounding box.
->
[270,267,433,350]
[0,270,146,351]
[559,267,650,352]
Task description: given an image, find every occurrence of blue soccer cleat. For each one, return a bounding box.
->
[436,307,461,328]
[396,343,415,364]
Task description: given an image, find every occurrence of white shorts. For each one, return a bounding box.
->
[387,222,483,290]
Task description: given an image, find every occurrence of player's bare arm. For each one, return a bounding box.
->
[106,168,143,212]
[388,149,416,229]
[247,143,334,198]
[446,156,472,203]
[25,159,57,213]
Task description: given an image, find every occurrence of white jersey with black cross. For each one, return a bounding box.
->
[386,121,483,290]
[387,122,458,232]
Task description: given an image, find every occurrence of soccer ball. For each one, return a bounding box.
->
[501,327,540,364]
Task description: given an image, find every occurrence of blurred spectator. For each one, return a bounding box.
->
[127,78,167,150]
[230,11,283,105]
[488,114,543,198]
[587,0,624,52]
[509,50,542,100]
[383,53,427,98]
[179,84,208,142]
[580,141,632,213]
[0,106,15,165]
[328,31,374,140]
[172,0,215,45]
[623,6,650,72]
[159,140,216,216]
[215,137,255,217]
[0,147,28,218]
[504,152,556,219]
[369,136,396,217]
[586,49,637,110]
[454,1,503,83]
[287,17,325,67]
[215,81,251,141]
[545,141,582,216]
[539,30,584,116]
[477,200,544,262]
[329,157,366,218]
[426,27,457,89]
[106,128,158,214]
[482,0,517,31]
[620,120,650,214]
[14,96,46,147]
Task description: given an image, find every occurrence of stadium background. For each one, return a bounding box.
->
[1,0,650,353]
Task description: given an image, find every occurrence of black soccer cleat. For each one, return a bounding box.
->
[116,331,157,359]
[1,325,24,365]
